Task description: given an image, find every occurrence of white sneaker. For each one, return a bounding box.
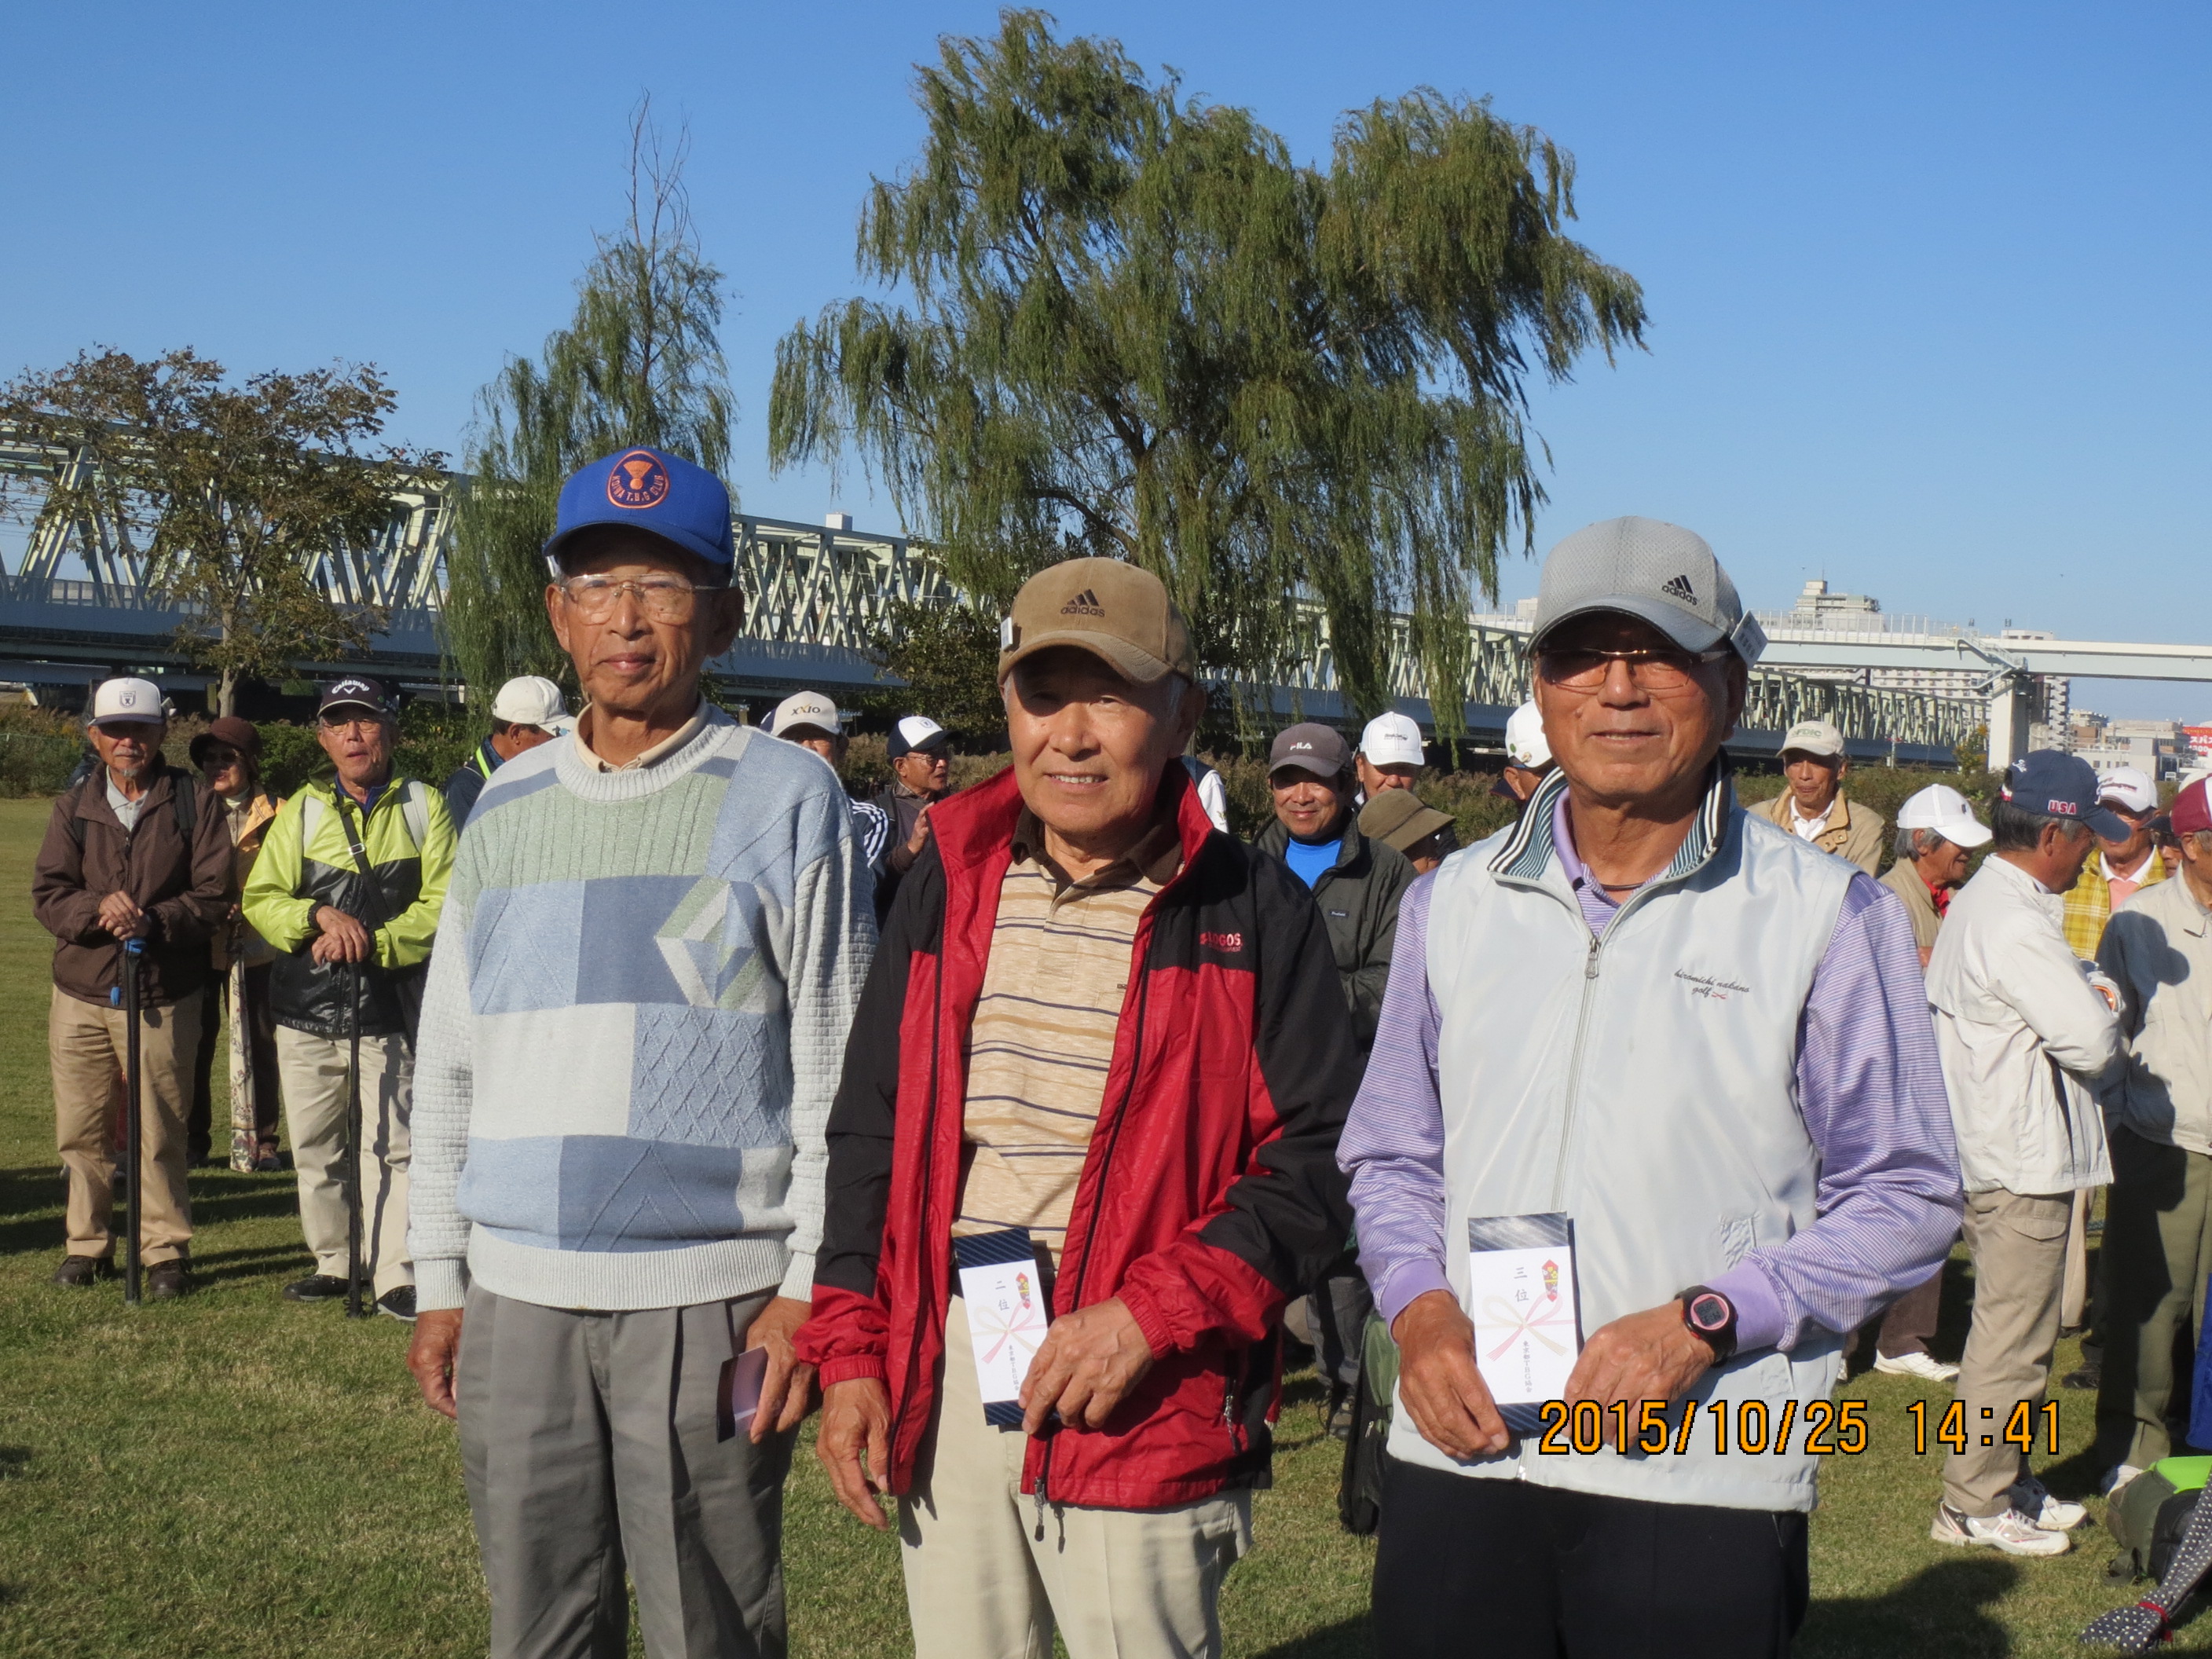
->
[1930,1503,2071,1557]
[2103,1463,2145,1498]
[1873,1350,1960,1383]
[2009,1476,2087,1532]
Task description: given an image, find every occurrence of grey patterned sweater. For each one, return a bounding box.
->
[408,707,876,1312]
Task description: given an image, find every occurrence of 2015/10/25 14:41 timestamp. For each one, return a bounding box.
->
[1906,1399,2062,1456]
[1529,1398,2063,1456]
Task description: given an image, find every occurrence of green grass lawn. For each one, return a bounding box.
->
[0,789,2198,1656]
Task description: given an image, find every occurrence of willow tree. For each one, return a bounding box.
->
[445,104,735,704]
[770,11,1646,729]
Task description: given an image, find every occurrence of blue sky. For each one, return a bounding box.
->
[4,2,2206,717]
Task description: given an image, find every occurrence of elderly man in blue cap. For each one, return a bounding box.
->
[1340,517,1961,1655]
[405,446,877,1658]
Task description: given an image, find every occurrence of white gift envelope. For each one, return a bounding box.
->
[954,1228,1053,1426]
[1466,1212,1583,1435]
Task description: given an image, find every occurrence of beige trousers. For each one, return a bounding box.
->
[899,1296,1251,1659]
[276,1025,413,1295]
[2063,1188,2093,1330]
[49,987,202,1265]
[1943,1187,2071,1516]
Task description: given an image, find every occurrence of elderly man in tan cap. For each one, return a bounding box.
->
[800,556,1360,1659]
[1751,718,1884,874]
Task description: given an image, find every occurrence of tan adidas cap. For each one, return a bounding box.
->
[997,557,1196,686]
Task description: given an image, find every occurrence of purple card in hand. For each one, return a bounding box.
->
[716,1345,770,1443]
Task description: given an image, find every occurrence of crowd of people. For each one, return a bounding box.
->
[29,445,2212,1658]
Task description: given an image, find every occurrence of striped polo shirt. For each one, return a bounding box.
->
[953,809,1181,1262]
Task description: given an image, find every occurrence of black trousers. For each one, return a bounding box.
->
[1373,1456,1808,1659]
[187,964,281,1162]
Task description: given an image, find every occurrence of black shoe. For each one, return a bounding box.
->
[53,1254,114,1287]
[284,1273,351,1303]
[377,1286,417,1324]
[2062,1364,2102,1390]
[147,1262,192,1300]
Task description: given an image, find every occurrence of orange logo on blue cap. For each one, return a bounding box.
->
[606,450,671,511]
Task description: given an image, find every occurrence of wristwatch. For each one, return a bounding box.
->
[1678,1285,1738,1364]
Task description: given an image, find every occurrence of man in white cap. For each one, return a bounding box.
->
[1882,784,1994,970]
[1356,710,1426,801]
[2062,765,2165,961]
[771,690,892,876]
[441,675,568,828]
[33,677,233,1296]
[1495,701,1553,803]
[1865,783,1993,1385]
[1751,718,1883,875]
[871,714,954,916]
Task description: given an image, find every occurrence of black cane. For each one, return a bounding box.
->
[120,936,145,1307]
[344,958,367,1320]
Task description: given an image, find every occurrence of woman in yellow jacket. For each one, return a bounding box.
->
[189,717,286,1171]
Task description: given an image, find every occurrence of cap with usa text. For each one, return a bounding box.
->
[998,557,1196,687]
[2001,749,2129,841]
[543,446,735,575]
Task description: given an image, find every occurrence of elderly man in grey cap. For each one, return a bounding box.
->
[1342,517,1961,1655]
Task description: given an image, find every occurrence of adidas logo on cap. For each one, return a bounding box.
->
[1060,588,1104,617]
[1661,573,1697,604]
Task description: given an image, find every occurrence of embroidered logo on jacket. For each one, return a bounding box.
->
[1199,930,1244,954]
[1675,968,1750,1002]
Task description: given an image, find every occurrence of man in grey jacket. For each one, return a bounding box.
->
[2096,778,2212,1493]
[1341,518,1960,1657]
[1928,749,2125,1556]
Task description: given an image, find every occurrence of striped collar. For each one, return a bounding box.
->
[1490,759,1737,891]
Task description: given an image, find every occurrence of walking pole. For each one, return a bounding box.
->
[119,936,145,1307]
[344,958,368,1320]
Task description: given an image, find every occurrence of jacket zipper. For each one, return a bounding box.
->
[1035,924,1156,1530]
[1545,884,1668,1210]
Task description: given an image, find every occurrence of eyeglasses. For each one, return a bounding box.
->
[557,574,714,622]
[319,714,386,734]
[1535,646,1733,692]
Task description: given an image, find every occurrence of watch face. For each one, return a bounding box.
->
[1689,1294,1730,1332]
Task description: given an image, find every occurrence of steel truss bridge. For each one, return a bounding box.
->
[13,418,2203,767]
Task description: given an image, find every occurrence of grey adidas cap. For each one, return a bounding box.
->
[1531,516,1766,667]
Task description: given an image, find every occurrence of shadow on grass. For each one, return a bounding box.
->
[1796,1556,2017,1657]
[0,1163,299,1257]
[1251,1615,1366,1658]
[191,1243,313,1284]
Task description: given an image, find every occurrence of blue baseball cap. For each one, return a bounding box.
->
[2001,749,2130,840]
[541,446,735,577]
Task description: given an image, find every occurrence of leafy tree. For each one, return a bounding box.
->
[771,10,1645,731]
[0,349,438,715]
[862,598,1009,747]
[444,102,736,711]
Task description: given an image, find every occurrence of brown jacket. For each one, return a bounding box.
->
[33,761,235,1007]
[1751,788,1884,877]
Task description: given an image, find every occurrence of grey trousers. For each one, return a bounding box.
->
[456,1285,793,1659]
[2096,1127,2212,1470]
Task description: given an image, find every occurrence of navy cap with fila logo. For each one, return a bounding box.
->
[998,557,1197,686]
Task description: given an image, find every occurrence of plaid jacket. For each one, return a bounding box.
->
[2062,848,2167,961]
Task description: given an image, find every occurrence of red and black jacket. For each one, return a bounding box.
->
[797,764,1361,1511]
